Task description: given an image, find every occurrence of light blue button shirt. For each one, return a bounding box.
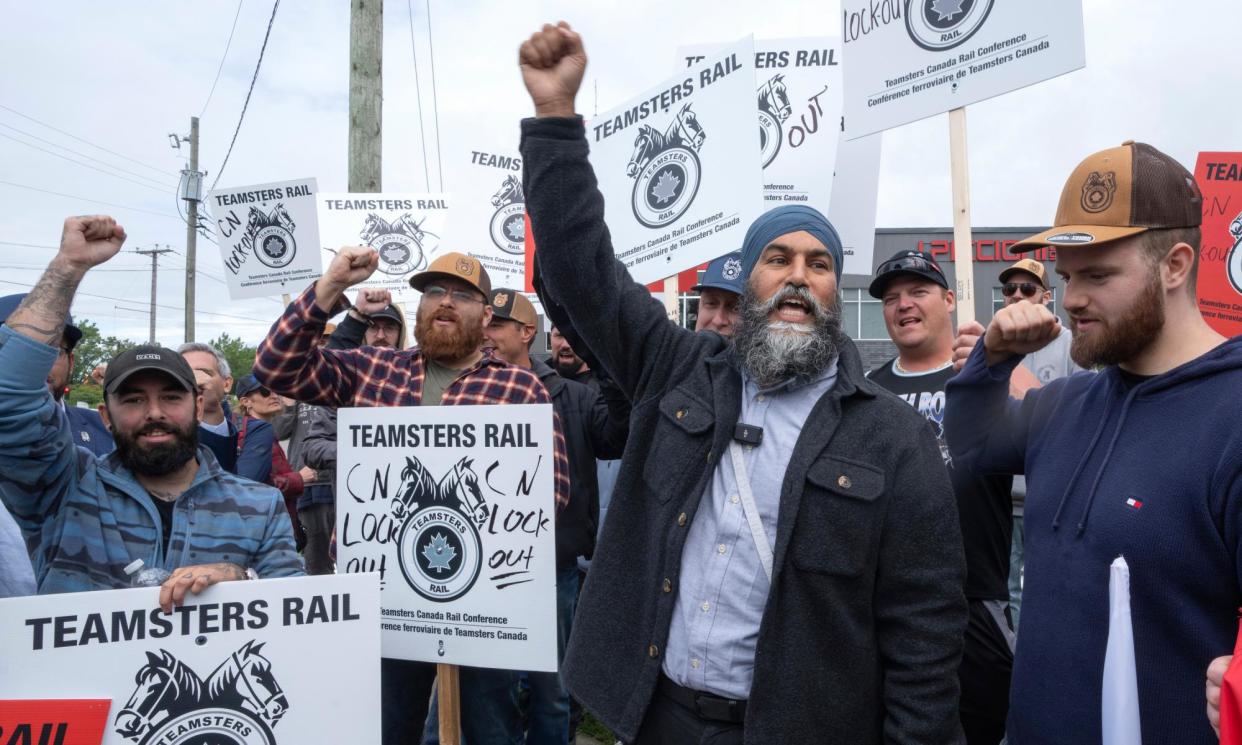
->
[662,358,839,700]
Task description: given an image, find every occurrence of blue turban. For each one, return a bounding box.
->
[739,205,844,283]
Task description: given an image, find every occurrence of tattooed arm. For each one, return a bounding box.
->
[7,216,126,345]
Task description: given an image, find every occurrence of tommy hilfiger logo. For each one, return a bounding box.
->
[1125,497,1143,510]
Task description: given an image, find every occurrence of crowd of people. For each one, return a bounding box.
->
[1,20,1240,745]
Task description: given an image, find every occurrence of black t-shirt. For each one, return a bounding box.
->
[868,358,1013,601]
[153,497,175,554]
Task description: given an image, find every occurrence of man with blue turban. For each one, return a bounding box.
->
[517,22,967,745]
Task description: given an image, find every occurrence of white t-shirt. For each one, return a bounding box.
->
[1022,326,1083,384]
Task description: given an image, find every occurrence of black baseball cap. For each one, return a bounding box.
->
[104,345,198,395]
[235,374,266,398]
[868,249,949,299]
[370,305,404,326]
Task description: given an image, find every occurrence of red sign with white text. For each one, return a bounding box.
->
[0,700,110,745]
[1194,153,1242,337]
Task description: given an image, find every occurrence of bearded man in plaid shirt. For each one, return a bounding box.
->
[254,244,570,745]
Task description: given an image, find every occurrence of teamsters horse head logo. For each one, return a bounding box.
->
[1080,171,1117,214]
[626,103,706,229]
[360,212,435,276]
[392,455,488,603]
[114,641,288,745]
[245,204,297,269]
[489,175,526,256]
[1227,210,1242,296]
[905,0,995,52]
[757,74,792,168]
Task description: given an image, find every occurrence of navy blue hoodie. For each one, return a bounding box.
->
[946,336,1242,745]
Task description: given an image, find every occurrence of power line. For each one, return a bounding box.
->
[200,0,247,117]
[211,0,281,191]
[0,180,182,221]
[0,122,174,188]
[406,0,431,192]
[0,104,174,176]
[425,0,444,191]
[0,132,175,195]
[0,278,272,323]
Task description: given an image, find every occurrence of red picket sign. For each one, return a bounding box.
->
[0,700,110,745]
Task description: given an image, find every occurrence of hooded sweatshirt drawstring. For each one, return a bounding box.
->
[1074,384,1143,535]
[1050,378,1116,531]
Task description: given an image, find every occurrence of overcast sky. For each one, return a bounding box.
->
[2,0,1239,347]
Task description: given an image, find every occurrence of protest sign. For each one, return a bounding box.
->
[841,0,1086,138]
[678,38,881,275]
[0,574,381,745]
[336,404,557,672]
[588,37,763,286]
[317,193,451,303]
[1194,152,1242,337]
[208,178,322,300]
[442,148,529,290]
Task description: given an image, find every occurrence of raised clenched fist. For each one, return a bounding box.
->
[315,246,379,311]
[353,288,393,315]
[58,215,126,269]
[518,22,588,118]
[983,301,1061,365]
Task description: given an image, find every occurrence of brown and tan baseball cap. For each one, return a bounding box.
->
[409,252,492,296]
[1013,141,1202,252]
[998,258,1049,288]
[488,288,538,327]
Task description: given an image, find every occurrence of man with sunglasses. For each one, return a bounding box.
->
[518,23,966,745]
[865,249,1014,745]
[254,248,570,745]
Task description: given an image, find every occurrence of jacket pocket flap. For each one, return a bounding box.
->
[658,390,714,434]
[806,457,883,501]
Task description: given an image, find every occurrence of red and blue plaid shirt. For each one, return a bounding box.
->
[253,284,570,512]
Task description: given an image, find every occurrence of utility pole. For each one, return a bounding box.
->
[172,117,202,343]
[134,246,173,344]
[349,0,382,192]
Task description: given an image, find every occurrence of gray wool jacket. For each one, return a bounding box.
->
[521,116,967,745]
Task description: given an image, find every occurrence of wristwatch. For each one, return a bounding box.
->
[244,567,260,581]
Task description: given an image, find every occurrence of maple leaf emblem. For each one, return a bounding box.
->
[650,169,681,205]
[381,244,408,264]
[505,216,525,241]
[421,532,456,573]
[930,0,965,21]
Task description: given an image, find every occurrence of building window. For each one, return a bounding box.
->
[680,295,698,331]
[840,288,888,340]
[991,286,1057,321]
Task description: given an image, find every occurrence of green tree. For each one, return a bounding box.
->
[70,319,138,385]
[208,332,258,383]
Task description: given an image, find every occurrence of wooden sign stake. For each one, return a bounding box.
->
[948,106,976,326]
[663,276,679,325]
[437,662,462,745]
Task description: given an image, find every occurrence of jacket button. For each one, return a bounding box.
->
[662,578,672,593]
[838,475,852,489]
[648,644,660,658]
[677,512,687,527]
[676,409,686,420]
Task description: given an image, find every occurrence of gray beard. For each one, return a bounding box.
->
[732,284,843,388]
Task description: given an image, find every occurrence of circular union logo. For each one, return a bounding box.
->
[371,233,423,276]
[397,507,482,602]
[1228,231,1242,296]
[254,226,297,269]
[142,708,275,745]
[489,204,526,256]
[631,147,702,229]
[757,110,782,169]
[905,0,995,52]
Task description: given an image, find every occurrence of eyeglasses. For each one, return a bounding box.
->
[877,254,945,278]
[1002,282,1041,298]
[421,285,485,305]
[246,386,273,398]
